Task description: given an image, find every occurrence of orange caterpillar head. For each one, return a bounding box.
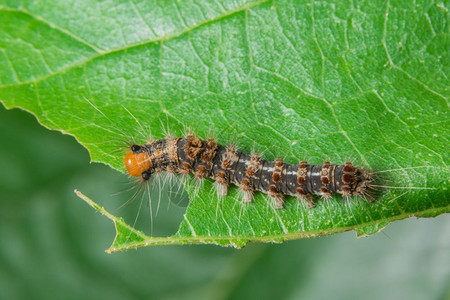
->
[124,145,152,180]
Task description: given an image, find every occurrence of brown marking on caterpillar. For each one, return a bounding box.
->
[272,158,283,183]
[201,138,218,162]
[297,161,307,186]
[246,166,255,177]
[221,146,237,170]
[342,173,353,184]
[177,160,190,175]
[195,164,208,179]
[184,134,203,160]
[343,162,355,173]
[239,178,253,202]
[246,153,261,178]
[272,172,281,183]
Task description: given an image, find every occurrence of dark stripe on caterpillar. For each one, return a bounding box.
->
[124,135,374,208]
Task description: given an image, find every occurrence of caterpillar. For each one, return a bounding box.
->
[124,135,374,208]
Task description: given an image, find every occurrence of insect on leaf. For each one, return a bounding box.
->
[1,0,448,251]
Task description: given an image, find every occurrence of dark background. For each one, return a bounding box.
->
[0,105,449,300]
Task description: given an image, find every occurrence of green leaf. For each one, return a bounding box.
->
[1,0,448,251]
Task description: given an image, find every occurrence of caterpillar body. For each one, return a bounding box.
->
[124,135,374,208]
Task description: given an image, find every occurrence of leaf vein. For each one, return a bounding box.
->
[0,0,269,89]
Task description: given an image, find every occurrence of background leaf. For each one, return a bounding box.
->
[0,0,448,250]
